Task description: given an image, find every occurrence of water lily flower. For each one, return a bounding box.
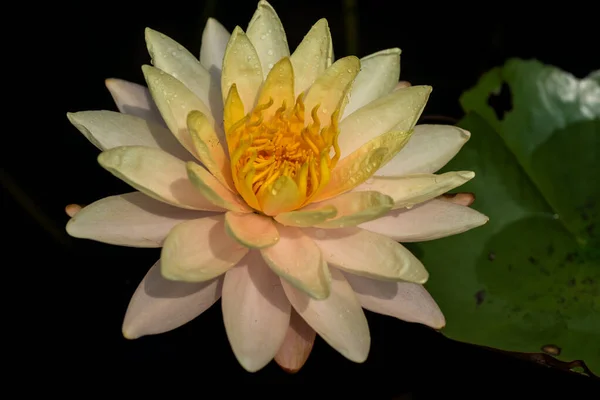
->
[65,0,488,373]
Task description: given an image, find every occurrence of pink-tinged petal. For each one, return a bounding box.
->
[375,124,471,176]
[438,192,476,207]
[225,211,279,249]
[161,214,249,282]
[260,225,331,300]
[66,192,212,248]
[122,260,223,339]
[222,251,291,372]
[305,227,428,284]
[274,308,316,373]
[359,199,489,242]
[104,78,164,125]
[342,272,445,329]
[281,268,370,363]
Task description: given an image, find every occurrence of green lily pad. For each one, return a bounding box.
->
[413,59,600,374]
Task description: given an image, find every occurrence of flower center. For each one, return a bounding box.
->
[227,95,341,214]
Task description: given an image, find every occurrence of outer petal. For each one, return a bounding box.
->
[246,0,290,77]
[260,224,331,300]
[122,260,223,339]
[161,214,249,282]
[222,251,291,372]
[343,272,445,329]
[105,78,164,125]
[305,227,428,283]
[375,124,471,176]
[352,171,475,210]
[66,111,190,160]
[97,146,224,211]
[337,86,431,159]
[66,192,211,247]
[145,28,220,119]
[281,268,370,363]
[342,48,401,119]
[186,162,250,212]
[225,211,279,249]
[221,27,263,112]
[200,18,230,73]
[274,309,316,373]
[142,65,214,157]
[290,19,332,96]
[359,199,489,242]
[306,191,394,229]
[256,57,295,121]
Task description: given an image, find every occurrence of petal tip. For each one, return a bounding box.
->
[458,171,475,180]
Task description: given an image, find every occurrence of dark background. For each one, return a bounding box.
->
[6,0,599,394]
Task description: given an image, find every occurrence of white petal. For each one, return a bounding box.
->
[246,1,290,78]
[305,227,428,283]
[274,309,316,373]
[66,110,191,160]
[97,146,224,211]
[122,260,223,339]
[359,199,489,242]
[290,19,332,96]
[200,18,230,73]
[145,28,222,121]
[281,268,370,363]
[375,124,471,176]
[342,48,401,119]
[66,192,211,247]
[104,78,164,125]
[161,214,249,282]
[352,171,474,210]
[343,272,445,329]
[260,224,331,300]
[222,251,291,372]
[338,86,431,159]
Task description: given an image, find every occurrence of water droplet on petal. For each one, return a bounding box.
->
[267,49,274,56]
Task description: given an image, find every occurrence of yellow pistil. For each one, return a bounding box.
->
[225,90,341,214]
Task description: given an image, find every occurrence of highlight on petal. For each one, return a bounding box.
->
[305,227,428,283]
[187,110,233,190]
[142,65,213,156]
[105,78,164,125]
[337,85,432,159]
[303,56,360,125]
[222,251,291,372]
[122,260,223,339]
[274,205,337,228]
[352,171,475,210]
[281,267,370,363]
[274,308,316,373]
[315,130,412,202]
[343,272,445,329]
[145,28,220,118]
[66,111,190,160]
[225,211,279,249]
[246,0,290,78]
[66,192,212,248]
[255,57,295,121]
[342,48,401,119]
[200,18,231,73]
[375,124,471,176]
[98,146,224,211]
[221,27,263,112]
[290,18,332,96]
[307,191,393,229]
[359,199,489,242]
[186,162,250,212]
[260,224,331,299]
[161,214,249,282]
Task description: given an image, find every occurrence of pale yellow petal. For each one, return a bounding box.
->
[290,19,332,96]
[274,205,337,227]
[256,57,295,120]
[260,175,302,216]
[186,162,251,212]
[221,27,263,112]
[225,211,279,248]
[97,146,223,211]
[246,0,290,78]
[161,215,249,282]
[305,227,428,283]
[260,224,331,299]
[306,191,393,228]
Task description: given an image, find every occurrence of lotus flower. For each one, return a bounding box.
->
[65,0,488,373]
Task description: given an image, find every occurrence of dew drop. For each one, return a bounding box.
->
[267,49,274,56]
[171,51,177,56]
[260,34,267,40]
[268,63,274,69]
[365,178,375,185]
